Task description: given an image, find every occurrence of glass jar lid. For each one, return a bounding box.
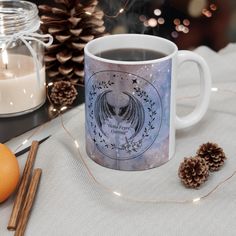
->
[0,0,40,36]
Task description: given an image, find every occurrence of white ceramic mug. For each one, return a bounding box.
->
[84,34,211,171]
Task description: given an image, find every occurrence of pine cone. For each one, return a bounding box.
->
[39,0,106,84]
[197,142,226,172]
[178,156,209,188]
[49,80,78,106]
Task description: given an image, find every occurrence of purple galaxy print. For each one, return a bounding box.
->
[85,56,172,170]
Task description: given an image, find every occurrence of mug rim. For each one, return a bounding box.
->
[84,34,178,65]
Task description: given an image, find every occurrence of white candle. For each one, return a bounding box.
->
[0,54,46,116]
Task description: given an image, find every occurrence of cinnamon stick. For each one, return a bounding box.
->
[14,168,42,236]
[8,141,39,231]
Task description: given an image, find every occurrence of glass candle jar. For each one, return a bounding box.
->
[0,0,52,117]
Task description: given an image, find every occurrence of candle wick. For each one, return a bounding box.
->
[5,64,8,70]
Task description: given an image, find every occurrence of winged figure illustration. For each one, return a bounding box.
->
[94,90,145,139]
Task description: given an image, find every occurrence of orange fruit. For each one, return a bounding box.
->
[0,143,20,203]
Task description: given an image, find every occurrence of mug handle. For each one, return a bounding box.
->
[175,50,212,129]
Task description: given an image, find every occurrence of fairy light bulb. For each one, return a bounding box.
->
[119,8,124,14]
[154,9,161,16]
[148,18,157,27]
[22,139,28,145]
[74,140,79,149]
[157,17,165,25]
[113,191,122,197]
[104,0,128,18]
[60,106,67,111]
[192,197,201,203]
[211,87,218,92]
[210,4,217,11]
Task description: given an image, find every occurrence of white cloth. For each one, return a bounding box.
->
[1,44,236,236]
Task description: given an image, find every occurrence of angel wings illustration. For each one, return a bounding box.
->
[94,90,145,139]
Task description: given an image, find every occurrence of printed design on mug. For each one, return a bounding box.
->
[87,70,163,160]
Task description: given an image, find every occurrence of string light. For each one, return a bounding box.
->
[51,85,236,204]
[176,24,185,32]
[148,18,158,27]
[143,20,149,27]
[183,27,189,34]
[59,95,236,204]
[211,87,218,92]
[171,31,179,38]
[13,80,78,154]
[119,8,124,14]
[202,2,218,18]
[174,18,181,26]
[183,19,190,26]
[60,106,68,111]
[13,123,47,154]
[154,9,162,16]
[192,197,201,203]
[22,139,28,145]
[172,18,190,37]
[102,1,217,38]
[202,8,212,18]
[157,17,165,25]
[139,15,146,22]
[14,86,236,204]
[74,140,79,149]
[210,3,217,11]
[142,16,165,28]
[104,0,129,18]
[113,191,122,197]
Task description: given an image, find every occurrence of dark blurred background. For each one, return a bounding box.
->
[32,0,236,51]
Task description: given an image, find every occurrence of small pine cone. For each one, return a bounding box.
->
[197,142,226,172]
[178,156,209,188]
[49,80,78,107]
